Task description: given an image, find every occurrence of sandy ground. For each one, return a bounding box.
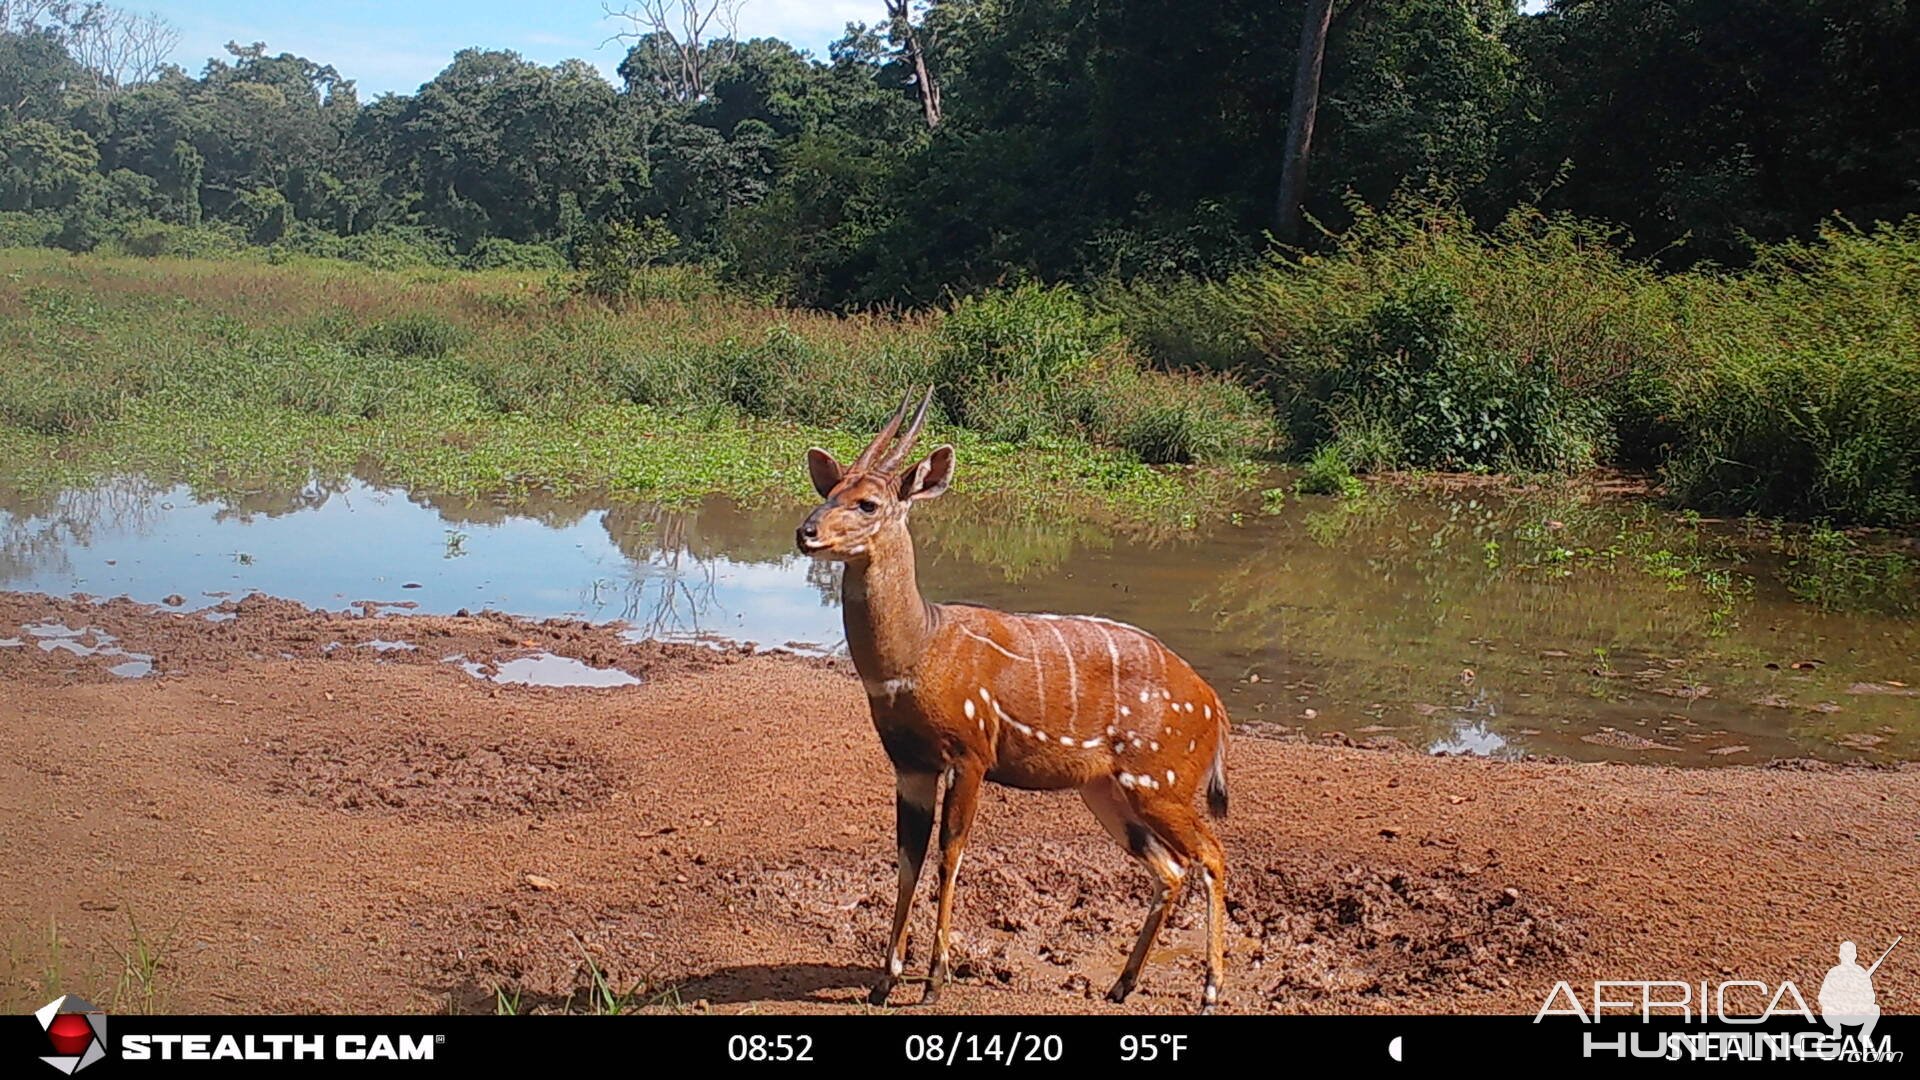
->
[2,592,1915,1016]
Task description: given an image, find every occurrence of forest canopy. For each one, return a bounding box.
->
[3,0,1918,306]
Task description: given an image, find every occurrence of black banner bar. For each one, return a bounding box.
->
[11,1014,1916,1073]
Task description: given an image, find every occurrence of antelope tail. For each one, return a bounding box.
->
[1205,702,1229,819]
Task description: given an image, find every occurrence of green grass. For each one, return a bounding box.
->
[1,912,171,1015]
[0,251,1272,526]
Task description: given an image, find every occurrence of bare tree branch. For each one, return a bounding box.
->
[5,1,178,95]
[604,0,745,102]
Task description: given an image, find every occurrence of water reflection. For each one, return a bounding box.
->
[2,475,1916,766]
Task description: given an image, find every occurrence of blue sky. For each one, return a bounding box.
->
[144,1,1556,98]
[141,1,878,96]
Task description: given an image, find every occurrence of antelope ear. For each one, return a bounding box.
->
[900,445,955,502]
[806,447,843,497]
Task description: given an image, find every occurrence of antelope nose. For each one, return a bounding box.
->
[797,520,819,551]
[801,521,818,539]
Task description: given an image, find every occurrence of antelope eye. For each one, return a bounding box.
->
[857,499,879,514]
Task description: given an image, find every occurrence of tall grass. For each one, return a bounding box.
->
[0,250,1272,518]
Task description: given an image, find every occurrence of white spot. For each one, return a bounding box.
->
[1131,738,1143,749]
[1188,739,1197,753]
[963,698,976,720]
[1166,770,1176,784]
[979,687,992,703]
[1139,689,1150,703]
[863,676,916,701]
[1204,704,1212,719]
[1035,731,1049,743]
[1150,740,1160,752]
[1119,705,1131,717]
[1118,773,1137,789]
[1106,725,1119,737]
[890,956,904,976]
[1161,689,1172,700]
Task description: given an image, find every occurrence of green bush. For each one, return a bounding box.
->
[0,370,135,434]
[464,237,566,272]
[0,210,60,249]
[116,220,246,259]
[355,313,469,359]
[933,284,1120,441]
[272,225,456,270]
[1317,276,1605,472]
[1094,368,1273,465]
[1296,443,1365,497]
[1663,221,1920,524]
[576,218,678,305]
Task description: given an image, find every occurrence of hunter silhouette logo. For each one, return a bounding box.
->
[35,996,107,1075]
[1820,936,1900,1043]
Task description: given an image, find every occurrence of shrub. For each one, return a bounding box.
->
[355,313,469,359]
[0,210,60,249]
[1094,368,1273,465]
[576,218,678,305]
[117,220,245,259]
[1663,220,1920,524]
[1296,443,1365,497]
[1311,275,1605,472]
[465,237,566,272]
[0,370,134,434]
[933,284,1120,441]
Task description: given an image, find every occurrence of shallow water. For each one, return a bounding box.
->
[449,651,644,689]
[14,619,154,677]
[2,475,1915,765]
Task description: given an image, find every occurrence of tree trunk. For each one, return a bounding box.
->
[1276,0,1336,243]
[887,1,942,129]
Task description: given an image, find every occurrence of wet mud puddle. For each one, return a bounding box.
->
[3,475,1916,764]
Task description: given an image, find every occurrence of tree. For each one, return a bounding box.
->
[607,0,745,103]
[60,3,177,94]
[3,1,177,97]
[884,1,940,129]
[1,119,99,209]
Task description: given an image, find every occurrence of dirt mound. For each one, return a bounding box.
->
[1236,856,1579,1004]
[239,731,617,820]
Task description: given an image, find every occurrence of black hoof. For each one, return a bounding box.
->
[1106,978,1134,1004]
[921,981,942,1006]
[867,979,895,1006]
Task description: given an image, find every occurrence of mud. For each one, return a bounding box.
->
[2,593,1914,1015]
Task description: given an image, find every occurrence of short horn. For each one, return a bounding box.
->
[852,387,916,471]
[876,384,935,474]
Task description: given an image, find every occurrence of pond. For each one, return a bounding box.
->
[3,475,1915,766]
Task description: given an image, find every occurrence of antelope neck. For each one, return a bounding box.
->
[841,521,936,679]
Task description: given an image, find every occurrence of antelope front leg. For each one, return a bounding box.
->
[924,762,983,1005]
[871,770,938,1006]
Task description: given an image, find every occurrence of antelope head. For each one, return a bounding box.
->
[796,386,953,560]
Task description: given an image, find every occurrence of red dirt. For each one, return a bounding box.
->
[2,593,1915,1015]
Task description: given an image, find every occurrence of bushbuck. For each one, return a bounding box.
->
[795,387,1230,1012]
